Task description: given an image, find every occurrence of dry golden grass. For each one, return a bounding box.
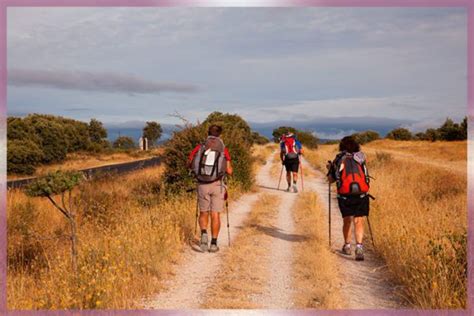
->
[8,148,163,180]
[7,144,269,309]
[292,192,343,309]
[7,166,197,309]
[304,141,467,308]
[202,194,278,309]
[252,144,277,174]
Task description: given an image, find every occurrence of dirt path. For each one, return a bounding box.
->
[142,153,274,309]
[252,158,298,309]
[143,153,403,309]
[301,157,404,309]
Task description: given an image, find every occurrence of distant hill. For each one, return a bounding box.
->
[105,116,416,143]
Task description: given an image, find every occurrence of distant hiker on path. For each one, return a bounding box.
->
[188,125,233,253]
[327,136,370,261]
[280,132,303,193]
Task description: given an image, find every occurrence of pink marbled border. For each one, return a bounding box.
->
[0,1,472,315]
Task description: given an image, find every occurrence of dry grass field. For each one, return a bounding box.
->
[304,139,467,308]
[7,166,193,309]
[292,192,343,308]
[7,145,267,309]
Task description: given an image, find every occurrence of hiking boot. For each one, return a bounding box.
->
[209,243,219,253]
[342,243,352,255]
[355,244,364,261]
[200,232,208,252]
[286,186,291,192]
[293,184,298,193]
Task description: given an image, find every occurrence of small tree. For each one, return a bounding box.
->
[386,128,413,141]
[251,131,270,145]
[297,130,319,149]
[272,126,298,143]
[26,171,82,273]
[113,136,136,150]
[438,118,465,141]
[143,121,163,147]
[7,139,44,175]
[88,118,108,144]
[352,130,380,144]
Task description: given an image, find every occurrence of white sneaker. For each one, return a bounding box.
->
[293,184,298,193]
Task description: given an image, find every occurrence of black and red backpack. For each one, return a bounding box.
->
[334,152,370,196]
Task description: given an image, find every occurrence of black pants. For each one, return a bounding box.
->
[284,157,299,173]
[338,195,369,218]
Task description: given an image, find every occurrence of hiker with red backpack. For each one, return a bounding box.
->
[327,136,371,261]
[188,125,233,253]
[280,132,303,193]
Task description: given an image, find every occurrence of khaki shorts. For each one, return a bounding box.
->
[198,181,226,212]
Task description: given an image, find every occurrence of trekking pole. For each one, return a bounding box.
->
[328,182,331,248]
[366,216,376,250]
[225,189,230,247]
[299,156,304,192]
[194,192,199,237]
[277,164,284,190]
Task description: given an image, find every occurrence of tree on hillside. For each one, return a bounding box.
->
[203,111,253,145]
[27,117,68,163]
[7,139,44,175]
[386,127,413,141]
[460,116,468,140]
[113,136,136,150]
[438,118,465,141]
[351,130,380,144]
[251,131,270,145]
[272,126,298,143]
[297,130,319,149]
[88,119,108,144]
[163,112,254,193]
[143,121,163,147]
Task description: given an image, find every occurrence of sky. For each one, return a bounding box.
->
[7,7,467,138]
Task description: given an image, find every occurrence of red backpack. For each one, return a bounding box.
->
[336,154,369,195]
[281,135,299,159]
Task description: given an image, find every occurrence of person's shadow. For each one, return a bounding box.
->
[257,185,284,192]
[252,224,309,242]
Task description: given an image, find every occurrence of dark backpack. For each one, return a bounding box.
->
[334,153,370,195]
[191,136,227,183]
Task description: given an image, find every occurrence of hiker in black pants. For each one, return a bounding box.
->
[327,136,370,261]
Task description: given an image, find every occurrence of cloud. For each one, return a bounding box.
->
[8,68,199,95]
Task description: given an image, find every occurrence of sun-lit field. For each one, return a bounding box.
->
[7,166,195,309]
[304,140,467,308]
[7,148,163,180]
[7,145,264,309]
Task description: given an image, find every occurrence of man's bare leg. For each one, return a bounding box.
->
[210,211,221,239]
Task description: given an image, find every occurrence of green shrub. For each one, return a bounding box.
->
[297,130,319,149]
[251,131,270,145]
[437,118,465,141]
[143,121,163,147]
[386,127,413,140]
[272,126,319,149]
[163,113,254,194]
[113,136,136,150]
[272,126,298,143]
[7,139,44,175]
[352,130,380,144]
